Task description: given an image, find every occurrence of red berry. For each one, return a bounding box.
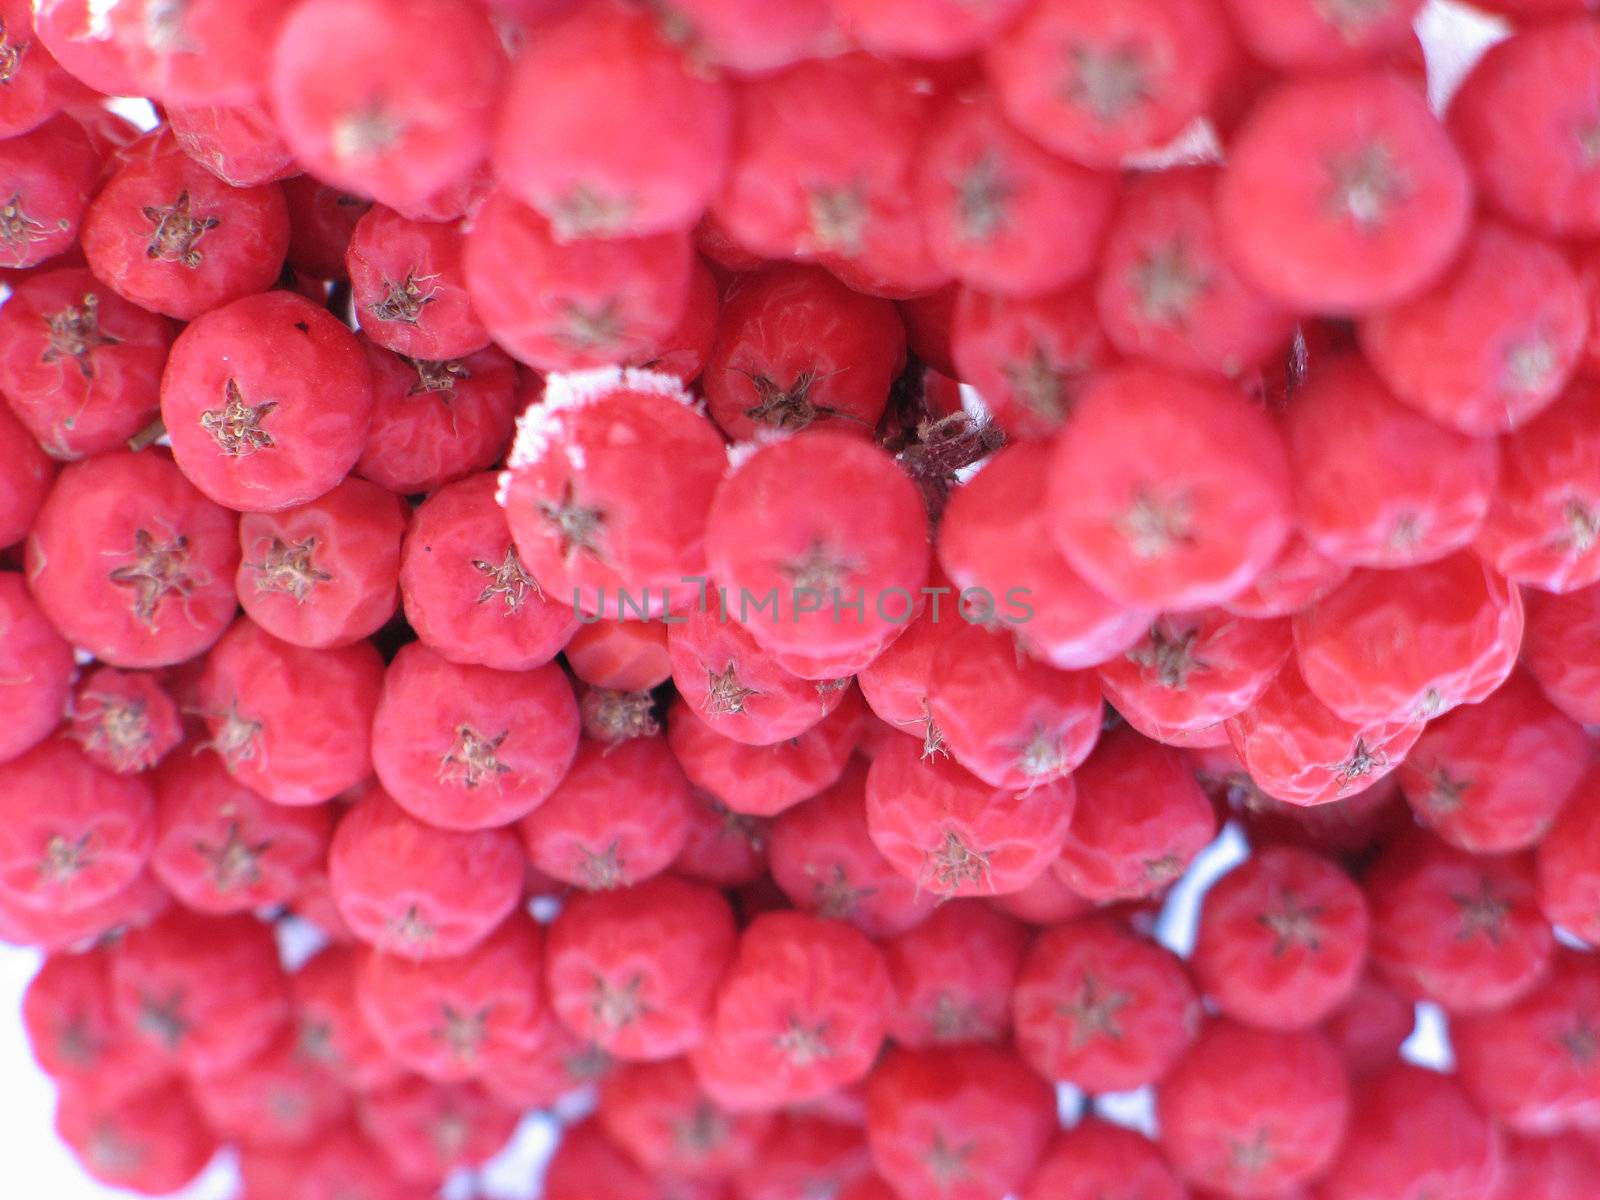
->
[291,944,408,1094]
[865,1044,1055,1200]
[55,1079,218,1195]
[672,789,770,888]
[1360,220,1588,436]
[1056,727,1217,903]
[0,267,175,459]
[269,0,505,211]
[693,910,890,1109]
[598,1057,773,1181]
[328,786,525,962]
[371,641,578,830]
[196,617,384,806]
[1192,846,1370,1030]
[836,0,1029,59]
[1221,531,1350,622]
[1315,1063,1502,1200]
[0,403,53,547]
[166,99,297,189]
[985,0,1235,168]
[1319,970,1415,1082]
[546,874,736,1061]
[192,1026,348,1148]
[150,749,329,915]
[26,448,240,667]
[161,290,374,512]
[880,900,1025,1049]
[1020,1120,1188,1200]
[237,475,409,649]
[494,1,731,239]
[1493,1134,1600,1200]
[355,1076,519,1184]
[111,906,291,1077]
[0,868,169,953]
[1221,0,1423,72]
[1366,830,1555,1014]
[1011,912,1199,1092]
[865,731,1076,898]
[733,1116,873,1200]
[1218,72,1471,312]
[281,174,371,281]
[0,115,101,270]
[1398,669,1590,854]
[518,735,693,892]
[239,1123,428,1200]
[1537,761,1600,945]
[1285,358,1500,569]
[565,617,672,692]
[1293,552,1523,724]
[346,207,490,361]
[1047,366,1293,610]
[0,572,73,766]
[1156,1020,1350,1197]
[1523,583,1600,726]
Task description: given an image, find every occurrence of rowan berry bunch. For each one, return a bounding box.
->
[2,1,1599,1198]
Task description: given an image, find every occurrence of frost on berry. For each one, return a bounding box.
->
[245,535,331,603]
[436,725,511,790]
[108,529,196,629]
[369,272,439,326]
[43,293,122,379]
[1065,43,1151,123]
[199,379,277,457]
[142,191,220,269]
[506,366,699,472]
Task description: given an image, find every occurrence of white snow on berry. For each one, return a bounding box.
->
[724,427,792,471]
[505,366,699,473]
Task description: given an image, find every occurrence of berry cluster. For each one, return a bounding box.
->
[2,0,1600,1198]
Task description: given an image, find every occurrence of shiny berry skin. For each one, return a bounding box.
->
[1095,166,1294,380]
[355,337,520,496]
[0,116,101,269]
[1537,762,1600,945]
[0,572,73,766]
[767,757,934,939]
[1285,358,1500,569]
[671,687,861,819]
[494,1,731,239]
[598,1057,772,1182]
[985,0,1235,169]
[668,600,846,747]
[328,789,525,962]
[865,1044,1055,1200]
[1293,552,1523,724]
[1048,366,1293,611]
[111,907,291,1077]
[518,735,692,892]
[916,88,1115,299]
[371,641,579,831]
[1218,72,1471,313]
[1057,727,1217,903]
[22,947,171,1105]
[693,910,889,1110]
[26,449,240,668]
[707,430,929,659]
[1098,609,1293,741]
[358,912,546,1084]
[1020,1120,1188,1200]
[865,732,1076,898]
[1453,949,1600,1134]
[290,945,408,1095]
[1192,846,1369,1030]
[192,1026,348,1148]
[0,267,175,460]
[1155,1020,1350,1197]
[703,264,905,441]
[80,131,288,323]
[1397,669,1590,854]
[1011,913,1199,1093]
[950,284,1112,441]
[1315,1063,1502,1200]
[878,901,1022,1049]
[346,207,489,361]
[928,623,1102,790]
[0,735,154,917]
[1475,381,1600,594]
[237,475,408,650]
[500,367,724,619]
[150,749,327,916]
[1365,830,1555,1014]
[1523,584,1600,726]
[161,290,374,513]
[269,0,505,212]
[0,404,52,547]
[545,874,737,1061]
[1360,220,1588,437]
[55,1079,218,1196]
[1224,661,1423,807]
[399,472,576,671]
[465,190,692,371]
[1449,21,1600,238]
[355,1077,519,1185]
[196,618,384,807]
[940,441,1150,671]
